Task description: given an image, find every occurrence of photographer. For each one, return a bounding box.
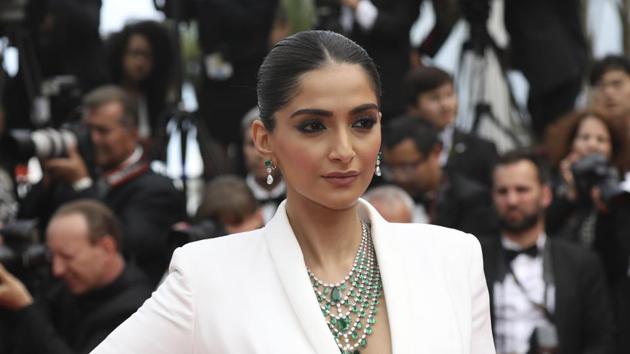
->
[545,110,630,353]
[0,199,151,354]
[546,111,627,245]
[18,85,187,287]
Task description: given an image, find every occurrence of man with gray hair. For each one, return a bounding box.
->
[19,85,186,286]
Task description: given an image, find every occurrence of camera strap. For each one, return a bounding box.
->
[504,240,556,324]
[506,263,555,323]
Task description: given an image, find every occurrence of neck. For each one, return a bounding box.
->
[99,255,125,287]
[285,193,363,284]
[503,222,544,248]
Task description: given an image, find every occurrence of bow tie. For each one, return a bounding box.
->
[504,245,539,264]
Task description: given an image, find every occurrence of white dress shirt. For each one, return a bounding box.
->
[494,233,556,354]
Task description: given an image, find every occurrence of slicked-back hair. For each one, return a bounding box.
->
[256,30,381,131]
[52,199,122,248]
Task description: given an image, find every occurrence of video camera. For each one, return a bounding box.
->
[0,219,49,273]
[571,153,628,206]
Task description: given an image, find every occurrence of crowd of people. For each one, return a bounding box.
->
[0,1,629,354]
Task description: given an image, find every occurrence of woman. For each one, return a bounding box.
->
[546,111,625,244]
[106,20,175,153]
[92,31,494,354]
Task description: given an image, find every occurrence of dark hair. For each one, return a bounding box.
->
[494,149,551,185]
[383,115,442,157]
[52,199,122,248]
[566,111,621,158]
[196,175,259,226]
[83,85,139,128]
[589,55,630,86]
[106,20,175,120]
[257,30,381,131]
[403,66,453,107]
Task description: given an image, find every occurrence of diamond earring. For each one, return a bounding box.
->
[375,152,382,177]
[265,160,275,185]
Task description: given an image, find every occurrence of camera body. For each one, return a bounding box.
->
[0,219,49,273]
[167,219,225,252]
[571,153,626,206]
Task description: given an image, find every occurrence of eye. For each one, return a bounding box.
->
[352,117,377,130]
[297,119,326,133]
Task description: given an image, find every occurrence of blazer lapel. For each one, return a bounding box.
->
[362,200,416,353]
[263,201,339,354]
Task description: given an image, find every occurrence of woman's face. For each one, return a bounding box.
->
[572,116,613,159]
[261,63,381,211]
[123,33,153,84]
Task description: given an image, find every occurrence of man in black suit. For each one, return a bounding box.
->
[403,65,498,187]
[0,200,152,354]
[381,116,497,236]
[18,85,186,286]
[482,149,614,354]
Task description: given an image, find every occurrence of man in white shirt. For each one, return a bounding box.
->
[480,149,614,354]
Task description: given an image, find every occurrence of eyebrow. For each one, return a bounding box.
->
[289,103,379,118]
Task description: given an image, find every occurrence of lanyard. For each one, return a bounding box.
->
[506,262,555,323]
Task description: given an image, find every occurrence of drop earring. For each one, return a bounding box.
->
[265,160,275,185]
[375,152,382,177]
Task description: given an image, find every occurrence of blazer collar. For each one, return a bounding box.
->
[263,200,338,354]
[263,199,415,353]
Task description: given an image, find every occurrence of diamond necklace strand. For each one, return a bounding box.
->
[307,221,383,354]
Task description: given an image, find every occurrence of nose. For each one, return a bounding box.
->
[328,128,356,163]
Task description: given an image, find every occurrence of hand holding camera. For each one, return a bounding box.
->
[42,144,89,185]
[0,263,33,311]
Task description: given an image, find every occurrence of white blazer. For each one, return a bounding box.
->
[92,199,495,354]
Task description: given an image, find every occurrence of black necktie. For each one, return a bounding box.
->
[504,245,539,264]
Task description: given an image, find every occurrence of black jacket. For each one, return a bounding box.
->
[19,164,187,286]
[4,264,151,354]
[445,128,498,188]
[480,236,615,354]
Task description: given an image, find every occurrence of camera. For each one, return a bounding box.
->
[571,153,627,206]
[0,219,49,273]
[0,120,91,164]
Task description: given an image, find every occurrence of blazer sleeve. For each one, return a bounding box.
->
[90,249,195,354]
[468,237,496,354]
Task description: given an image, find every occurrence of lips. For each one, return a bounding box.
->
[322,171,360,186]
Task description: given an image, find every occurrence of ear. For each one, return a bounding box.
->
[97,235,118,254]
[251,119,274,158]
[541,184,553,208]
[430,143,442,159]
